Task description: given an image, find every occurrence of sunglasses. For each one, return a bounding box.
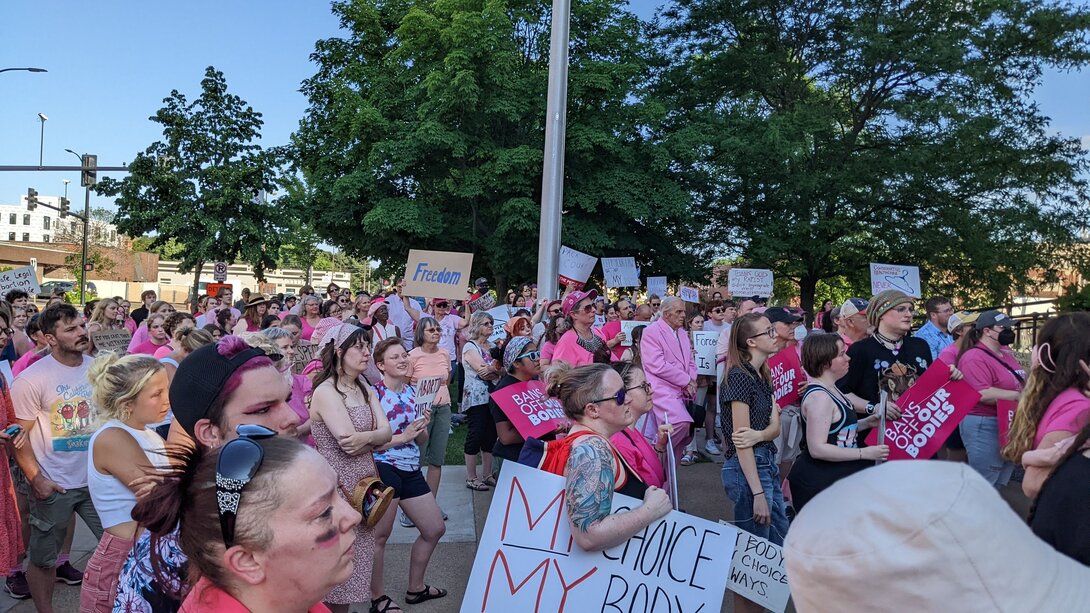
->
[651,302,661,307]
[748,326,776,340]
[435,302,450,309]
[711,308,724,314]
[548,308,561,315]
[338,298,350,304]
[580,304,595,314]
[590,387,626,407]
[0,328,12,336]
[216,424,277,547]
[516,350,540,361]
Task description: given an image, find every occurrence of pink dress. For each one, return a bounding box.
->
[0,379,23,569]
[310,398,378,604]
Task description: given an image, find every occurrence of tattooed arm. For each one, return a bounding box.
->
[564,435,672,551]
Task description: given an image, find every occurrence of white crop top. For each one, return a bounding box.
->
[87,420,169,529]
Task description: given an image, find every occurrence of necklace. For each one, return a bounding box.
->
[873,330,903,356]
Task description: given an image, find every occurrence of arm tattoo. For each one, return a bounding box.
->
[565,436,615,533]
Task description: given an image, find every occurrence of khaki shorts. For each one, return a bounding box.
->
[773,405,803,465]
[419,403,452,467]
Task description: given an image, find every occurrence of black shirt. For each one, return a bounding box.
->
[131,305,149,327]
[836,336,933,405]
[1030,451,1090,566]
[719,362,776,459]
[490,374,526,461]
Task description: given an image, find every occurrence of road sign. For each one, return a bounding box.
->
[213,262,228,283]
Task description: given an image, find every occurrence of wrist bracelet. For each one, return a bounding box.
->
[752,491,765,497]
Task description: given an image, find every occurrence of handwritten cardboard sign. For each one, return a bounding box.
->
[864,362,981,460]
[692,331,718,376]
[486,306,511,344]
[404,249,474,299]
[869,263,922,298]
[292,342,318,374]
[90,329,132,354]
[997,399,1017,448]
[727,269,773,298]
[601,257,640,288]
[619,320,649,347]
[415,376,443,417]
[679,286,700,303]
[470,292,498,312]
[721,524,791,613]
[490,380,567,440]
[0,265,41,297]
[769,349,805,407]
[462,462,735,613]
[558,246,597,290]
[646,276,667,299]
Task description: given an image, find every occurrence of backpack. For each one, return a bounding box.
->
[518,429,631,492]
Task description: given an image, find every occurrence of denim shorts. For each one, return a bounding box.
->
[960,414,1015,488]
[722,445,790,545]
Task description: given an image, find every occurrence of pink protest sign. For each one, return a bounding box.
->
[490,380,568,439]
[865,362,981,460]
[997,399,1018,448]
[769,349,805,407]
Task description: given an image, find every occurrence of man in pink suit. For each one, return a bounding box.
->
[640,296,697,474]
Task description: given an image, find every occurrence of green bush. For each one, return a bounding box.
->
[1056,284,1090,313]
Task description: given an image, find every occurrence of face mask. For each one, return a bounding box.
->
[793,325,808,342]
[998,328,1016,346]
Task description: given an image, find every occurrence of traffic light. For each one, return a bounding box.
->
[26,188,38,211]
[59,197,69,219]
[80,154,97,187]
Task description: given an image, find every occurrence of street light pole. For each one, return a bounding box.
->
[37,113,48,168]
[64,149,90,305]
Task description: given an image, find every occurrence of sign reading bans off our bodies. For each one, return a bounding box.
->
[403,249,474,300]
[462,462,735,613]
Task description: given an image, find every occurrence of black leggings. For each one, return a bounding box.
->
[463,403,497,456]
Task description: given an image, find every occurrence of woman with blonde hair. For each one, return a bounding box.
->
[80,354,171,611]
[461,311,502,491]
[85,299,124,356]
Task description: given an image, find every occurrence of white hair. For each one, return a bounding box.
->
[660,296,684,311]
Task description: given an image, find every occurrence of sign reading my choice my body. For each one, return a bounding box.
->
[404,249,475,300]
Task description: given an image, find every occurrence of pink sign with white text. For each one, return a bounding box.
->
[997,399,1018,448]
[490,380,568,440]
[865,362,981,460]
[769,349,805,407]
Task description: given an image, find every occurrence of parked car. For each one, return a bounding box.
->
[36,281,97,299]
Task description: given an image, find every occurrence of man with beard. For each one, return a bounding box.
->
[914,295,956,361]
[11,304,102,611]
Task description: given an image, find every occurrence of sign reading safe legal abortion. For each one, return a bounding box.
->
[864,362,980,460]
[0,265,41,297]
[462,462,735,613]
[403,249,474,300]
[769,350,805,407]
[490,380,568,440]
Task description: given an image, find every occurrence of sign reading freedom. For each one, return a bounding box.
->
[461,462,735,613]
[404,249,474,299]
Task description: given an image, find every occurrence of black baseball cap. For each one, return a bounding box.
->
[765,307,803,325]
[474,277,489,288]
[975,310,1015,330]
[170,343,271,437]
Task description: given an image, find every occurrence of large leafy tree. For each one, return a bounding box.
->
[96,67,287,299]
[293,0,704,290]
[656,0,1090,311]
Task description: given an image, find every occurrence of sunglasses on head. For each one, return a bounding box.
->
[590,386,627,407]
[216,424,277,548]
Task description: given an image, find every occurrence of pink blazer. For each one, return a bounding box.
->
[640,319,696,431]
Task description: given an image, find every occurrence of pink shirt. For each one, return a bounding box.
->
[408,347,452,406]
[958,345,1025,417]
[130,339,168,356]
[937,342,960,365]
[551,328,607,367]
[12,349,44,378]
[610,427,665,488]
[289,374,315,447]
[1034,388,1090,447]
[541,341,557,362]
[153,344,174,359]
[181,577,330,613]
[601,321,625,361]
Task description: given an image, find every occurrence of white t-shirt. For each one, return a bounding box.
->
[13,354,94,490]
[704,320,729,335]
[437,314,464,358]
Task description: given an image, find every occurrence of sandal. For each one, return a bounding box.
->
[405,585,447,605]
[465,478,489,491]
[370,595,403,613]
[680,452,696,466]
[482,473,497,487]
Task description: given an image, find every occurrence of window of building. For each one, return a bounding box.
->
[23,214,30,226]
[7,233,14,241]
[22,233,29,242]
[8,214,15,225]
[43,216,50,230]
[43,235,49,243]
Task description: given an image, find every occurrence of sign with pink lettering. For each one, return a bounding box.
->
[462,462,735,613]
[490,380,569,440]
[769,349,805,407]
[864,362,981,460]
[997,399,1017,448]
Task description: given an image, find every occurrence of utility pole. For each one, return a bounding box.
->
[65,149,96,305]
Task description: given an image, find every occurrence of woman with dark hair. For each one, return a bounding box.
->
[1029,419,1090,565]
[538,315,570,368]
[215,307,236,334]
[232,295,269,335]
[201,323,224,343]
[321,299,344,320]
[609,361,670,489]
[154,312,197,359]
[261,314,281,329]
[131,436,361,612]
[309,323,392,613]
[816,300,836,333]
[490,337,544,462]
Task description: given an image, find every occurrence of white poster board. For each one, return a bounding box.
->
[721,523,791,613]
[869,263,922,298]
[619,320,649,347]
[462,462,735,613]
[601,257,640,287]
[679,286,700,303]
[558,246,597,290]
[487,305,512,344]
[727,269,773,298]
[0,265,41,297]
[414,376,443,417]
[646,276,667,298]
[91,329,132,354]
[692,331,718,375]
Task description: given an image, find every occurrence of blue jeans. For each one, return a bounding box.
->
[722,446,789,545]
[960,414,1015,488]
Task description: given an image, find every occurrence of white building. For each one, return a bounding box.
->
[158,260,352,297]
[0,196,122,247]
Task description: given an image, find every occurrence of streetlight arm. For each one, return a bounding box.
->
[0,67,47,74]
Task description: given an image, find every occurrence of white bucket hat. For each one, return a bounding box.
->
[785,461,1090,612]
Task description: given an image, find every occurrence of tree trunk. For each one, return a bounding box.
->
[799,273,818,329]
[190,260,205,311]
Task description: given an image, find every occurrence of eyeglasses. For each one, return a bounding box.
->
[0,328,12,337]
[216,424,277,547]
[423,327,440,334]
[748,326,776,340]
[590,387,627,406]
[548,308,561,315]
[338,298,350,305]
[580,304,595,314]
[626,382,652,395]
[651,302,661,308]
[516,350,540,361]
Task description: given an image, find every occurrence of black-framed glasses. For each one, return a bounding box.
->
[0,328,12,336]
[216,424,277,548]
[651,302,661,308]
[516,350,540,361]
[435,302,450,309]
[548,308,561,315]
[590,387,627,406]
[748,326,775,340]
[711,308,724,314]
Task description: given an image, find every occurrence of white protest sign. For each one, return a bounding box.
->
[870,263,922,298]
[558,246,597,290]
[619,320,649,347]
[601,257,640,287]
[720,522,791,613]
[679,286,700,303]
[0,265,41,297]
[646,276,667,298]
[727,269,773,298]
[487,305,511,344]
[470,292,498,312]
[462,462,735,613]
[91,329,132,354]
[692,331,718,376]
[414,376,443,417]
[403,249,474,299]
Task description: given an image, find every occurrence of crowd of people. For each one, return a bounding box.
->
[0,277,1086,612]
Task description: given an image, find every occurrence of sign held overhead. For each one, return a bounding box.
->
[404,249,474,300]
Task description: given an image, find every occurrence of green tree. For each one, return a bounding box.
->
[96,66,287,300]
[656,0,1090,312]
[293,0,704,292]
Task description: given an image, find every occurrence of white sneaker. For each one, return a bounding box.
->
[704,440,721,455]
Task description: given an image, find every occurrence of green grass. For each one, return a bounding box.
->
[444,420,468,466]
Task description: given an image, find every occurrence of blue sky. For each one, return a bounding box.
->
[2,0,1088,213]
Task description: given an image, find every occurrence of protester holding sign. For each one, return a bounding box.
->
[1003,313,1090,498]
[765,307,808,486]
[461,312,502,491]
[788,333,887,511]
[552,290,611,367]
[609,361,670,489]
[489,337,544,461]
[953,310,1025,488]
[407,318,453,503]
[600,298,634,361]
[641,297,697,470]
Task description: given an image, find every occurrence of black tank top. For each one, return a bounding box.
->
[799,384,861,450]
